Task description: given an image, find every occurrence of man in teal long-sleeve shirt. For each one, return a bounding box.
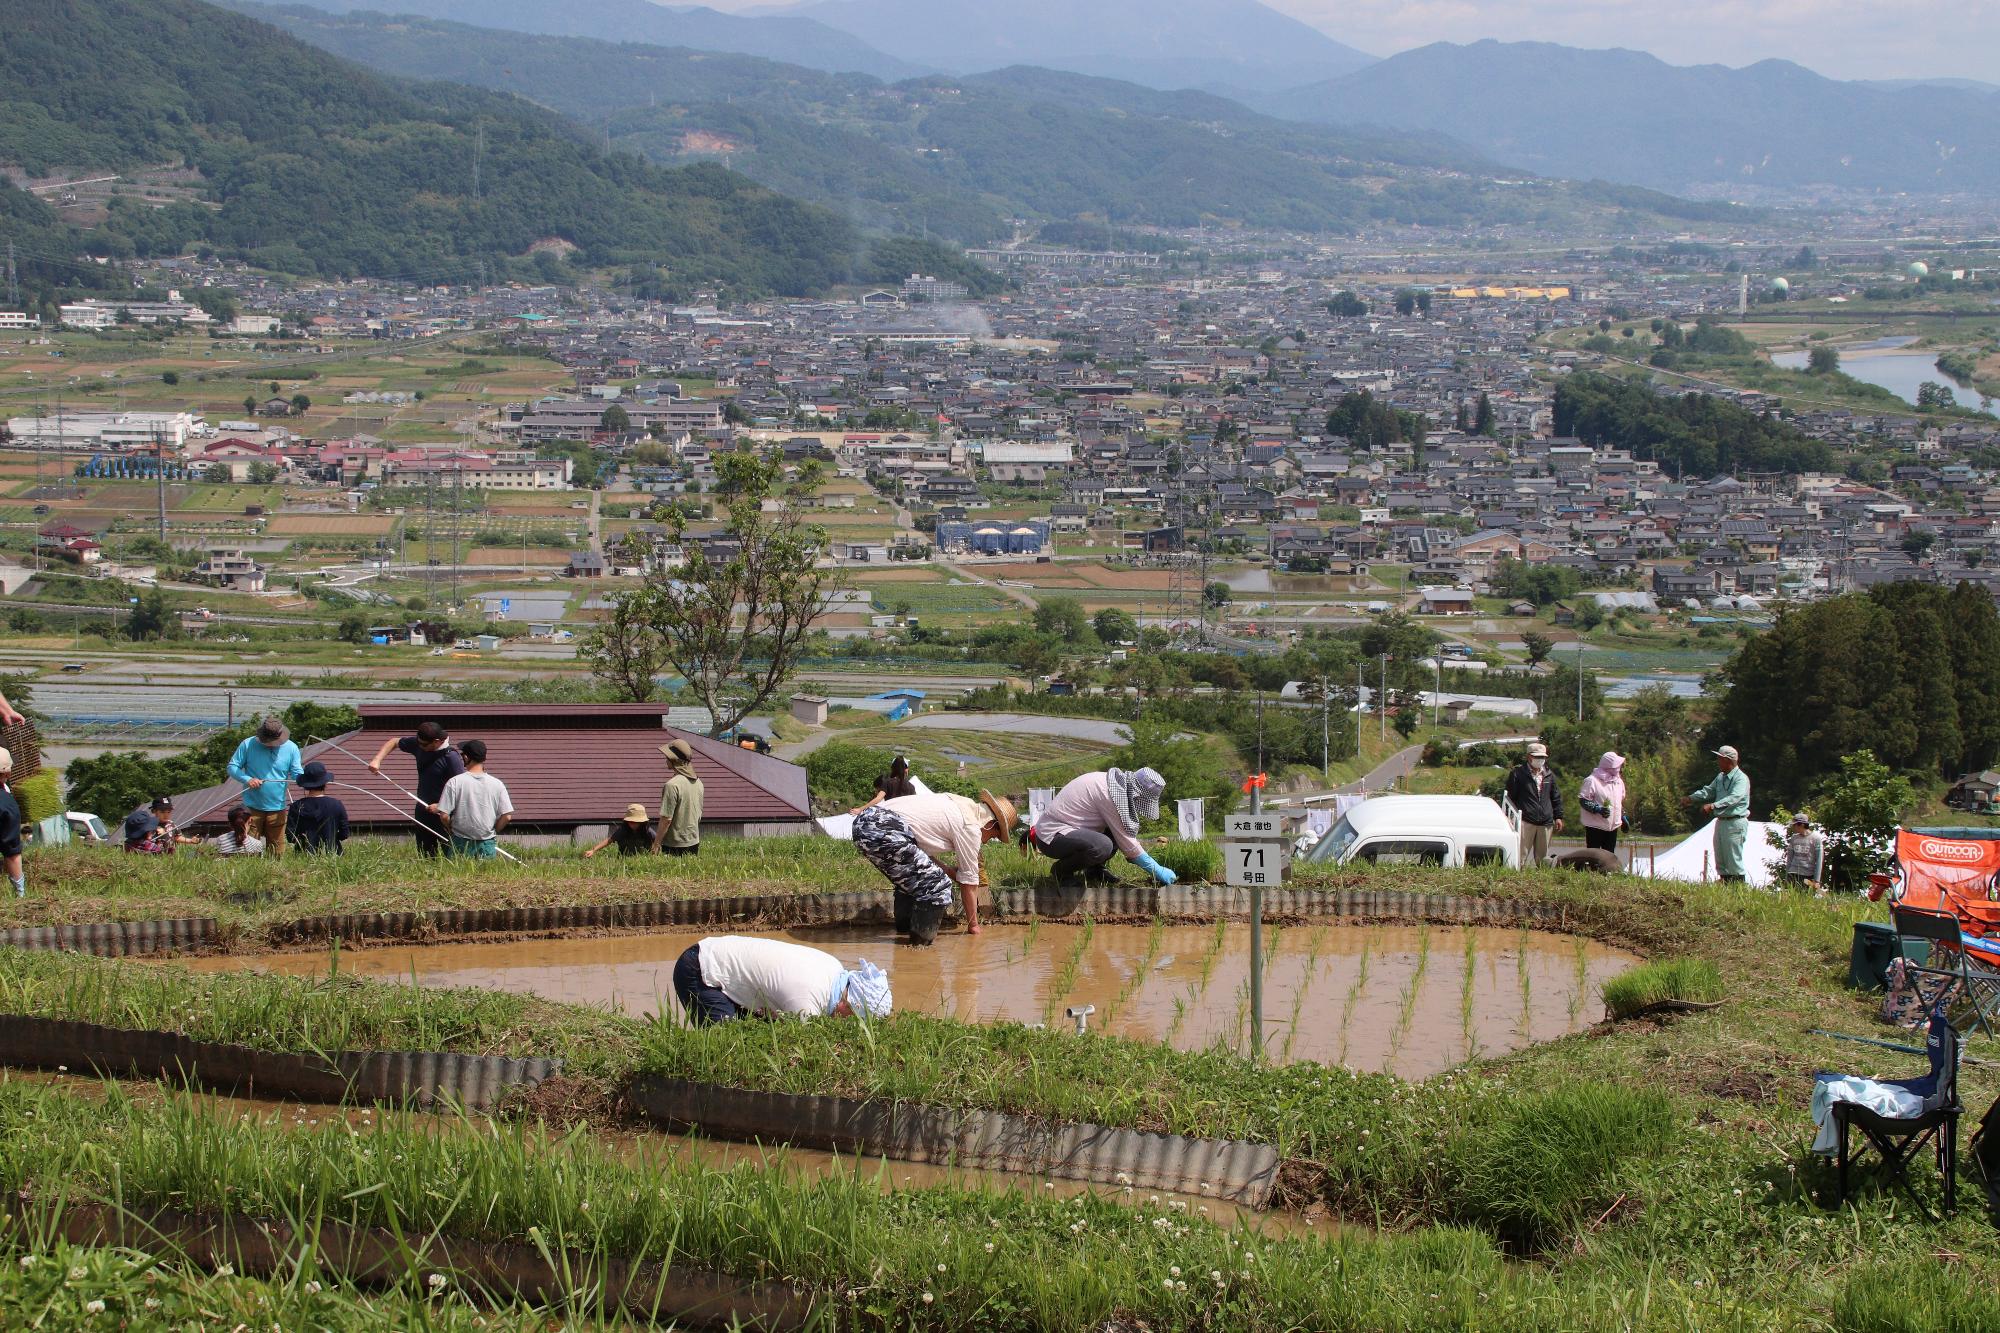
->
[227,716,304,857]
[1684,744,1752,882]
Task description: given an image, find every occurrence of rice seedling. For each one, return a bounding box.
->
[1568,936,1591,1024]
[1516,929,1533,1040]
[1387,926,1432,1064]
[1280,926,1329,1064]
[1099,916,1166,1028]
[1040,918,1094,1027]
[1194,917,1228,996]
[1336,933,1374,1068]
[1460,929,1480,1063]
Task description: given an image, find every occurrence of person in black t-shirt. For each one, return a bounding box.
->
[0,746,23,899]
[288,762,350,854]
[584,804,658,858]
[849,755,916,816]
[368,720,463,857]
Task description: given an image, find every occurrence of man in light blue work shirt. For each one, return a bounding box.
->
[1684,744,1752,882]
[227,716,304,857]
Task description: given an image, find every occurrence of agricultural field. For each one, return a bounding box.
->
[0,844,1992,1327]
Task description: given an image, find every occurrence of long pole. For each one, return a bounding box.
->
[1320,674,1329,781]
[1576,642,1584,722]
[310,734,522,863]
[1379,653,1387,745]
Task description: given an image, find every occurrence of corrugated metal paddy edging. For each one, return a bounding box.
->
[10,1200,815,1332]
[0,1014,559,1111]
[260,887,1564,946]
[627,1075,1281,1209]
[0,917,218,956]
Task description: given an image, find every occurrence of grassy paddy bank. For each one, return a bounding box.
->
[1,853,1997,1326]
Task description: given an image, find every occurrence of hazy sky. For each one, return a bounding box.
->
[717,0,1995,83]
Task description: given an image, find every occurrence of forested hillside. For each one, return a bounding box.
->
[0,0,942,296]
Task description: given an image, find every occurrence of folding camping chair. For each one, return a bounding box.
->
[1893,904,2000,1039]
[1832,999,1963,1221]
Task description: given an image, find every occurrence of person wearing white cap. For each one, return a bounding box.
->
[1030,766,1177,888]
[1505,742,1563,867]
[673,935,892,1025]
[1684,745,1752,882]
[0,747,21,899]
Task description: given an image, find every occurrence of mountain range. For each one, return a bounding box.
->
[1262,40,2000,197]
[233,4,1746,244]
[0,0,985,298]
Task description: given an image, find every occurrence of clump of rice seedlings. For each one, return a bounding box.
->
[1460,930,1480,1062]
[1194,917,1228,996]
[1600,958,1724,1021]
[1280,926,1329,1063]
[1387,926,1432,1063]
[1568,936,1592,1024]
[1041,918,1094,1027]
[1336,933,1375,1067]
[1516,930,1533,1039]
[1101,916,1167,1027]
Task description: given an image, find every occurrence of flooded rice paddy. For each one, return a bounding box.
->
[190,921,1636,1079]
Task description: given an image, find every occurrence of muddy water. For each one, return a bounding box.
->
[189,922,1635,1079]
[6,1069,1319,1236]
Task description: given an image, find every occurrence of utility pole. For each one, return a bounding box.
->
[1577,642,1585,723]
[1379,653,1388,745]
[153,427,168,542]
[1320,673,1329,781]
[1250,692,1265,1059]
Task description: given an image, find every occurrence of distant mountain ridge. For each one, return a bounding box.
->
[731,0,1373,92]
[236,5,1750,242]
[273,0,922,78]
[1262,39,2000,197]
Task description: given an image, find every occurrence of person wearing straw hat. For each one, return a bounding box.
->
[0,746,23,899]
[673,935,892,1025]
[652,738,705,857]
[1030,766,1176,888]
[1684,744,1752,883]
[584,804,658,858]
[853,789,1014,944]
[287,761,351,855]
[226,716,304,857]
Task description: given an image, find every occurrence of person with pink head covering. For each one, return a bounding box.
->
[1578,752,1627,854]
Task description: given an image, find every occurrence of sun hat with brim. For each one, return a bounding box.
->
[1792,812,1810,826]
[122,810,159,843]
[1525,742,1548,758]
[978,789,1017,841]
[1106,767,1165,835]
[255,717,288,744]
[623,803,649,823]
[1714,745,1740,761]
[298,761,330,790]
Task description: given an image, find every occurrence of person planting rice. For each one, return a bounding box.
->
[1029,766,1176,888]
[852,789,1014,944]
[584,804,657,858]
[672,935,892,1025]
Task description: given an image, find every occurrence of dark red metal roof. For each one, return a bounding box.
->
[175,705,808,831]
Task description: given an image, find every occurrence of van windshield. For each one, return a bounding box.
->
[1305,814,1360,864]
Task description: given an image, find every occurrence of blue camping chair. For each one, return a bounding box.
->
[1830,998,1963,1221]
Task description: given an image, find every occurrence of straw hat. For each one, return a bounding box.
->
[977,789,1016,841]
[623,803,650,823]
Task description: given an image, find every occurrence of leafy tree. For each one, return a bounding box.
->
[1799,750,1914,892]
[124,588,172,641]
[1902,530,1937,561]
[1493,558,1580,606]
[600,404,631,433]
[1553,373,1831,477]
[1326,290,1367,318]
[1473,391,1495,436]
[1521,631,1555,667]
[289,393,311,413]
[1325,389,1426,451]
[1203,582,1233,611]
[1031,595,1089,643]
[1917,381,1958,411]
[1092,607,1138,645]
[1110,718,1236,831]
[1806,345,1840,376]
[584,450,832,736]
[242,395,257,416]
[1393,289,1418,317]
[160,370,178,385]
[1617,685,1696,757]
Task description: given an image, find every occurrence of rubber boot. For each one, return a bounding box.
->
[908,900,945,946]
[893,888,914,935]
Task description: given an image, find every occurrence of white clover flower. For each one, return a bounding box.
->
[921,1292,934,1305]
[69,1264,87,1280]
[428,1273,447,1291]
[1169,1266,1181,1278]
[84,1299,106,1314]
[983,1243,995,1254]
[936,1264,946,1274]
[305,1281,321,1295]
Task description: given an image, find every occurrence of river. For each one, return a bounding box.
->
[1772,335,1990,409]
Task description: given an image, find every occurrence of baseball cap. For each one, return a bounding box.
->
[1525,742,1548,758]
[1713,745,1740,761]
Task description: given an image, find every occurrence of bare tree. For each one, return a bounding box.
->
[584,450,833,736]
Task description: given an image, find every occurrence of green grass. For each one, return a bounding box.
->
[1600,958,1727,1020]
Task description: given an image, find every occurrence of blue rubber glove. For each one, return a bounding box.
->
[1133,852,1177,885]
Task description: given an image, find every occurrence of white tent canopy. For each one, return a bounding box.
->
[1635,819,1786,888]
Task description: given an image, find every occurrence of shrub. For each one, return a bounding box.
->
[1600,958,1724,1020]
[1152,839,1220,883]
[1449,1082,1676,1252]
[802,741,896,808]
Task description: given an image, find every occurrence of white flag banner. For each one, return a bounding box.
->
[1176,798,1206,841]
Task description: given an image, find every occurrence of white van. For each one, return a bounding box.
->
[1302,795,1520,869]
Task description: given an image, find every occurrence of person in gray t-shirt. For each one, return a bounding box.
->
[1781,813,1825,892]
[432,739,514,859]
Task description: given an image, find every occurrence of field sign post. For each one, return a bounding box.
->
[1223,807,1285,1059]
